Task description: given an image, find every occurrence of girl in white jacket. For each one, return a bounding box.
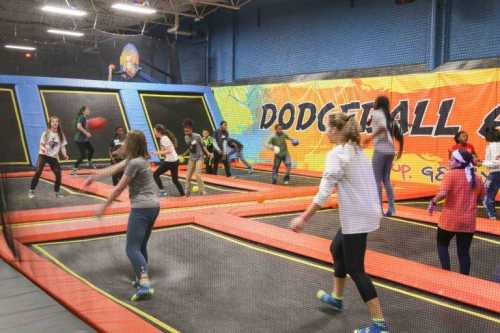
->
[290,112,387,333]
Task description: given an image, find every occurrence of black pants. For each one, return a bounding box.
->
[31,155,61,192]
[213,151,231,177]
[331,229,377,303]
[437,228,473,275]
[153,160,185,196]
[111,160,124,186]
[204,157,214,174]
[74,141,94,168]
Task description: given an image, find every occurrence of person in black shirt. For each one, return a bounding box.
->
[213,121,231,177]
[109,126,126,185]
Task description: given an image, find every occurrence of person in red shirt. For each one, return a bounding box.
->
[428,149,484,275]
[448,131,477,162]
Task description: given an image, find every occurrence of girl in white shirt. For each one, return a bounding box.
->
[290,112,387,333]
[152,124,185,197]
[29,116,69,198]
[483,126,500,219]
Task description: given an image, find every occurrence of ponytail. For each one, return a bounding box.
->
[328,113,361,145]
[374,95,404,159]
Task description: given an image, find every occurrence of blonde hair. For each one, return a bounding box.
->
[123,130,149,159]
[328,113,360,145]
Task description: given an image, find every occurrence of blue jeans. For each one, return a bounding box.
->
[272,153,291,184]
[372,151,395,212]
[485,172,500,218]
[126,207,160,279]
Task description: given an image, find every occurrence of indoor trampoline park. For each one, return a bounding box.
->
[0,1,499,333]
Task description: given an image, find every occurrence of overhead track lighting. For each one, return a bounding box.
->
[111,3,157,15]
[47,29,85,37]
[41,5,87,17]
[5,44,37,51]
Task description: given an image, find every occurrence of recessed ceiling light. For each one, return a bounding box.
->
[41,5,87,17]
[5,44,37,51]
[47,29,85,37]
[111,3,157,15]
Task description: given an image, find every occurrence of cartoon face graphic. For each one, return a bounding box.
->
[119,44,140,79]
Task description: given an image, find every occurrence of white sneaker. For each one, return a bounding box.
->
[71,168,78,175]
[159,190,168,197]
[55,192,65,198]
[284,180,289,185]
[28,190,35,199]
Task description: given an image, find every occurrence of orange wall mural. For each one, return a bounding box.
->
[213,68,499,185]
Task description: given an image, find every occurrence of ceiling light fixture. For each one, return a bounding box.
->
[111,3,157,15]
[5,44,37,51]
[47,29,85,37]
[41,5,87,17]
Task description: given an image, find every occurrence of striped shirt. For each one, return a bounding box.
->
[313,143,382,234]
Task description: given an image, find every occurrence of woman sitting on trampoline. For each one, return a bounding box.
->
[29,116,69,199]
[84,130,160,301]
[290,113,388,333]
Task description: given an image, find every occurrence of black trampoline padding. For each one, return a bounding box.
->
[230,168,321,186]
[34,225,499,332]
[255,210,500,282]
[0,259,95,333]
[139,93,215,153]
[0,87,29,165]
[39,89,129,163]
[5,178,103,211]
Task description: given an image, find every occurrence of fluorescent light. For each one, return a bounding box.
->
[47,29,84,37]
[5,44,36,51]
[41,5,87,17]
[111,3,157,15]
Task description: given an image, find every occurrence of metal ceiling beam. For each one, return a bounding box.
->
[191,1,240,10]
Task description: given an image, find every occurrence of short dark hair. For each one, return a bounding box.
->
[454,130,467,143]
[220,120,227,126]
[183,118,193,129]
[274,124,281,130]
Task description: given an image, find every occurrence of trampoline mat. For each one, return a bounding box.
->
[33,225,499,332]
[397,199,499,220]
[229,168,320,186]
[254,210,500,282]
[4,178,103,211]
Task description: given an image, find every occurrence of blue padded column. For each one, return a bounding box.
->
[15,83,46,165]
[119,89,159,162]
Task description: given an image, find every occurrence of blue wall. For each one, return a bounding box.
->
[205,0,500,84]
[447,0,500,61]
[0,75,221,165]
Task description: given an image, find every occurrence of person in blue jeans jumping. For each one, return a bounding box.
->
[84,130,160,301]
[483,126,500,220]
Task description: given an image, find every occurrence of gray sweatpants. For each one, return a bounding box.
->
[372,151,395,213]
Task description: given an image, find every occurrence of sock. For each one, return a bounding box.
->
[372,318,386,328]
[331,292,344,300]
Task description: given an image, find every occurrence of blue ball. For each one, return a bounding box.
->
[291,139,299,146]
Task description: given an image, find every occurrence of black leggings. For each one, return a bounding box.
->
[437,228,473,275]
[74,141,94,168]
[30,155,61,192]
[153,160,185,196]
[331,230,377,303]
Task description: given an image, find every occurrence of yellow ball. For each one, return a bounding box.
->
[192,185,199,193]
[178,156,185,163]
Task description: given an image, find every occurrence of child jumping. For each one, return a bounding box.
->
[29,116,69,198]
[152,124,185,197]
[290,113,387,333]
[267,124,298,185]
[84,130,160,301]
[183,119,213,196]
[428,149,484,275]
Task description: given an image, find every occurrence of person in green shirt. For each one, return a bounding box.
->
[72,105,95,173]
[202,129,220,174]
[267,124,298,185]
